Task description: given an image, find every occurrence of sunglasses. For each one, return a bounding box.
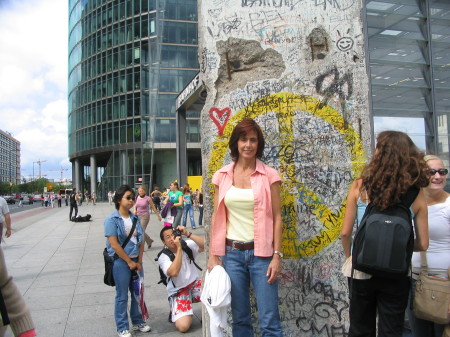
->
[428,168,448,176]
[123,196,135,201]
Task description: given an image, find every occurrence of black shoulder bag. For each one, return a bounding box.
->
[103,217,137,286]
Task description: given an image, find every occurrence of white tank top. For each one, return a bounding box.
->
[224,186,254,242]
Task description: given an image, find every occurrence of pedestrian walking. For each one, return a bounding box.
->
[133,186,161,249]
[0,196,11,242]
[69,189,79,221]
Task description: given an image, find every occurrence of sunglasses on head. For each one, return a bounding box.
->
[123,196,135,201]
[428,168,448,176]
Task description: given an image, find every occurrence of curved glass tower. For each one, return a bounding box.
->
[68,0,200,198]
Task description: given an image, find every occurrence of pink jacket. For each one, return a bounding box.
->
[211,159,281,257]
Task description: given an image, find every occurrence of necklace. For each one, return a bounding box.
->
[234,169,254,178]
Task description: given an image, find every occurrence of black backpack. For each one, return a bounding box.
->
[352,186,419,279]
[155,240,202,287]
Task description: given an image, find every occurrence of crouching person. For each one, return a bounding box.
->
[157,226,204,332]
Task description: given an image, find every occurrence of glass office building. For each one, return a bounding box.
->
[68,0,201,198]
[367,0,450,161]
[69,0,449,198]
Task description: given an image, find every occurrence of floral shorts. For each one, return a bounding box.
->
[169,279,202,322]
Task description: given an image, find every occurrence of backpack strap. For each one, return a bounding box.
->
[114,217,137,260]
[400,186,420,208]
[180,240,202,271]
[156,248,176,287]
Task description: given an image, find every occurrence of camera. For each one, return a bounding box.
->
[173,228,182,237]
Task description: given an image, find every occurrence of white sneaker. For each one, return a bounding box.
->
[132,323,151,332]
[118,330,132,337]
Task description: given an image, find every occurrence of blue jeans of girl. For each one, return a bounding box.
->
[113,258,145,332]
[182,203,196,228]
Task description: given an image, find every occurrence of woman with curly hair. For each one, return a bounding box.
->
[341,130,429,337]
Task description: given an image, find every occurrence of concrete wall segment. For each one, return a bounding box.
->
[199,0,371,335]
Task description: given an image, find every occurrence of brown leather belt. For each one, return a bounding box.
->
[226,239,254,250]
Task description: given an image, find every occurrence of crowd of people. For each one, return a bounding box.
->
[1,119,449,337]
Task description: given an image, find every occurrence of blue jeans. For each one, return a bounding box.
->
[198,205,203,226]
[173,208,183,227]
[113,258,145,332]
[182,203,196,228]
[222,246,283,337]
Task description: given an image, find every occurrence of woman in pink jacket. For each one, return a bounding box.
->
[208,119,283,337]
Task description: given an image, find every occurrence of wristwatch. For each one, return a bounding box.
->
[274,250,283,258]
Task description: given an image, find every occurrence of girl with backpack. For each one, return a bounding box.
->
[341,130,429,337]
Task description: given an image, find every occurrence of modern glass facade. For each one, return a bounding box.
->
[68,0,200,198]
[69,0,449,198]
[367,0,450,163]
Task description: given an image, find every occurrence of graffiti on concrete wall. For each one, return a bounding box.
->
[201,0,369,335]
[208,92,365,258]
[209,107,231,136]
[206,92,365,335]
[240,0,356,11]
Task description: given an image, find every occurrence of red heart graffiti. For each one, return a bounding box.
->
[209,107,231,136]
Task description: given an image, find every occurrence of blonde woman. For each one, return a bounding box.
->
[406,155,450,337]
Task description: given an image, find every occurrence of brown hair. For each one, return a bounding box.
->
[182,184,191,194]
[361,131,428,210]
[229,119,265,161]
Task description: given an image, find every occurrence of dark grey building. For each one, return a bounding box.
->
[0,130,20,185]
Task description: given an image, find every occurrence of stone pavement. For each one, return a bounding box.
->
[2,202,206,337]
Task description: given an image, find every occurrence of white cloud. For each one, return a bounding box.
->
[0,0,70,182]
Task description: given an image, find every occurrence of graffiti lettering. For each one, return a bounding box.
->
[315,67,353,102]
[241,0,355,11]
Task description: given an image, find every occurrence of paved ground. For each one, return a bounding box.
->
[2,202,206,337]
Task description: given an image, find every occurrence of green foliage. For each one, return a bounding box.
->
[0,182,11,195]
[1,178,72,195]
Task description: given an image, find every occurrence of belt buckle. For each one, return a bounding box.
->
[231,240,239,250]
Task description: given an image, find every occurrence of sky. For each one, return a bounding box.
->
[0,0,70,183]
[0,0,427,185]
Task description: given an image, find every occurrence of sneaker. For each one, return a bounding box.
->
[132,323,151,333]
[118,330,132,337]
[192,226,196,230]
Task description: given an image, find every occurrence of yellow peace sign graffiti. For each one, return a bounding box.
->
[208,92,366,258]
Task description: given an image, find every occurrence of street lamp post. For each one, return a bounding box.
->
[9,182,12,196]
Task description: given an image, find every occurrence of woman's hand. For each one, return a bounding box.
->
[128,260,140,271]
[266,255,282,284]
[207,255,222,271]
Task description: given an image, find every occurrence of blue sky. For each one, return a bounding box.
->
[0,0,70,182]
